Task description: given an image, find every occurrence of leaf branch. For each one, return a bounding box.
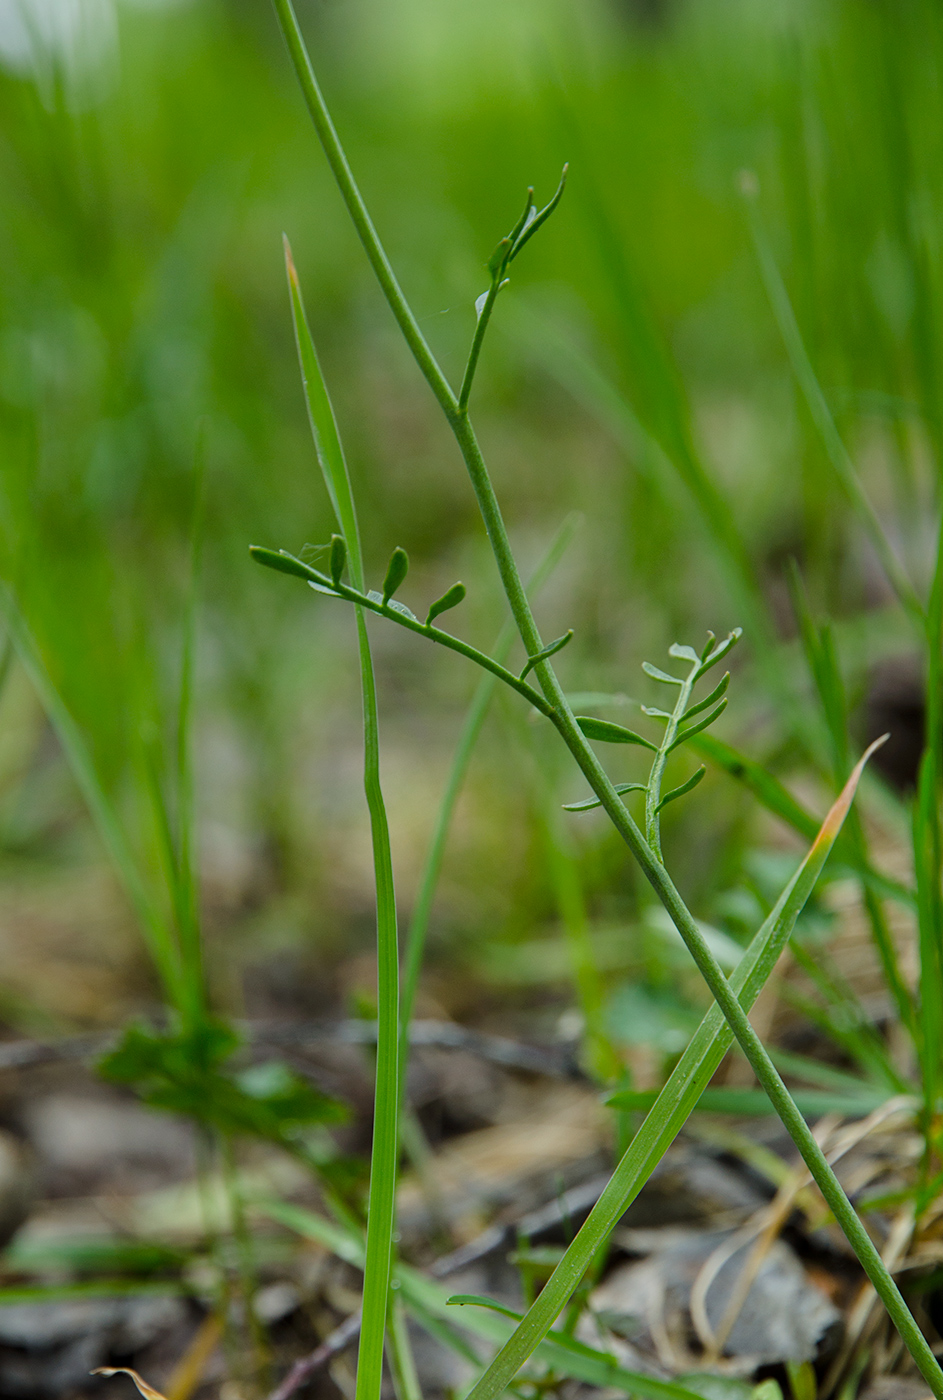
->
[249,546,555,718]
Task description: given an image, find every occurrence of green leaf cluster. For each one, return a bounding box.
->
[98,1020,346,1147]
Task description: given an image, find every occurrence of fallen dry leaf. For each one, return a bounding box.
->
[92,1367,168,1400]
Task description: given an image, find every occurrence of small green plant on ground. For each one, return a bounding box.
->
[251,4,943,1398]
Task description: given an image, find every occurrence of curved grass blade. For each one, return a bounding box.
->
[0,589,184,1009]
[690,731,914,909]
[284,241,399,1400]
[460,738,886,1400]
[742,183,923,632]
[608,1084,894,1119]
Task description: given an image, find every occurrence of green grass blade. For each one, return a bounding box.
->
[768,1047,889,1095]
[608,1084,894,1118]
[0,586,184,1008]
[787,567,913,1035]
[283,244,399,1400]
[743,185,924,631]
[285,240,363,588]
[915,513,943,1133]
[174,442,207,1028]
[691,731,914,909]
[459,739,882,1400]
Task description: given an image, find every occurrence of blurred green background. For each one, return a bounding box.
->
[0,0,936,1048]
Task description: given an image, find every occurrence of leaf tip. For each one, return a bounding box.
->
[283,234,299,287]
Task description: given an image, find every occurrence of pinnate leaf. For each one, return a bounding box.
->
[656,765,706,812]
[576,716,657,750]
[520,630,573,680]
[668,699,727,750]
[695,627,742,677]
[685,672,729,720]
[426,582,466,626]
[642,662,683,686]
[564,781,646,813]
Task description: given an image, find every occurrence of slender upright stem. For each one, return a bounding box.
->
[644,664,696,857]
[271,0,457,420]
[459,280,501,411]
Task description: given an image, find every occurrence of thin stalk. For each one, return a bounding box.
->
[459,279,501,412]
[915,512,943,1175]
[353,604,401,1400]
[175,438,207,1026]
[271,0,456,419]
[269,10,943,1393]
[387,1293,422,1400]
[249,551,553,718]
[643,660,696,858]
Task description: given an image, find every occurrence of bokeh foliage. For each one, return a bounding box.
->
[0,0,939,1024]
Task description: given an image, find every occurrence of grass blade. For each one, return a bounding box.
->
[915,513,943,1137]
[691,731,914,909]
[283,243,399,1400]
[608,1084,894,1119]
[742,182,923,631]
[787,567,914,1036]
[0,587,184,1009]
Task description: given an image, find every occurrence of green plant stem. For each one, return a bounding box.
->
[353,605,401,1400]
[916,514,943,1168]
[387,1292,423,1400]
[459,279,501,411]
[271,0,457,419]
[270,9,943,1392]
[643,659,697,858]
[250,552,553,718]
